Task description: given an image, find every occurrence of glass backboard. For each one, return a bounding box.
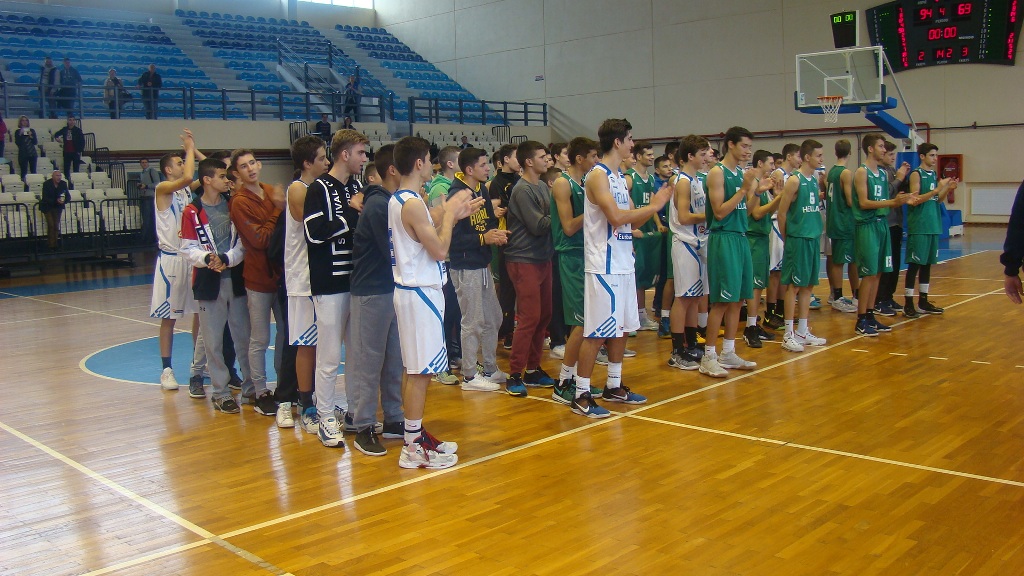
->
[795,46,884,110]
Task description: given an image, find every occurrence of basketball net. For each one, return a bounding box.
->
[818,96,844,123]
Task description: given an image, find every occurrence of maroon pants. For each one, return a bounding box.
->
[507,260,552,374]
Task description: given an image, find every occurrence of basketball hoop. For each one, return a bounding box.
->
[818,96,844,123]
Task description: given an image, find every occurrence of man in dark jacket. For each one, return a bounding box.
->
[138,64,162,120]
[40,170,70,249]
[1001,179,1024,304]
[489,143,520,343]
[52,115,85,181]
[448,147,510,392]
[347,144,405,456]
[56,58,82,115]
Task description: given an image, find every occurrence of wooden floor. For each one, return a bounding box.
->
[2,227,1023,576]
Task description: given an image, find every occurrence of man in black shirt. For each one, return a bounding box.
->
[40,170,70,249]
[138,64,162,120]
[53,115,85,182]
[489,143,520,345]
[314,114,332,146]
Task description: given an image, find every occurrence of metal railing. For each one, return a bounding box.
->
[407,97,547,131]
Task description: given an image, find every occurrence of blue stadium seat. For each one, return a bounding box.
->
[175,9,185,17]
[187,11,198,17]
[199,11,210,18]
[212,13,221,20]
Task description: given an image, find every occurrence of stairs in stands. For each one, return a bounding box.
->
[315,25,418,103]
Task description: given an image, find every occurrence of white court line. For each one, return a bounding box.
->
[930,357,949,361]
[0,311,91,325]
[971,360,992,365]
[937,250,990,264]
[0,291,192,333]
[626,414,1024,488]
[0,420,294,576]
[931,276,1002,282]
[852,349,869,353]
[889,352,908,356]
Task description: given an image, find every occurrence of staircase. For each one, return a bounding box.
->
[315,26,416,103]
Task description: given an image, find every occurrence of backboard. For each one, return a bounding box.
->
[795,46,884,111]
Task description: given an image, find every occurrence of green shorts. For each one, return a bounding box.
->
[854,219,892,277]
[664,232,674,280]
[707,232,753,303]
[829,236,855,265]
[905,234,939,265]
[559,250,585,326]
[781,236,821,287]
[748,234,770,290]
[633,231,663,289]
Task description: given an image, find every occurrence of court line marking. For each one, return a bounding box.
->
[0,311,92,325]
[971,360,992,365]
[625,414,1024,488]
[0,290,191,333]
[0,420,293,576]
[930,357,949,361]
[931,276,1002,282]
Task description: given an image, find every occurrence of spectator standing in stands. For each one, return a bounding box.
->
[138,158,161,244]
[138,64,162,120]
[103,69,126,120]
[57,58,82,115]
[459,136,471,150]
[53,115,85,181]
[14,116,38,182]
[39,56,57,119]
[40,170,70,249]
[315,113,332,145]
[0,112,6,159]
[343,75,361,120]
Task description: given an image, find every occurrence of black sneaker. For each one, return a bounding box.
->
[742,325,762,348]
[874,302,897,317]
[503,334,513,350]
[254,392,278,416]
[523,367,555,388]
[918,299,944,315]
[354,427,387,457]
[551,378,574,405]
[870,316,893,333]
[686,346,704,360]
[381,421,404,439]
[227,373,242,391]
[762,313,783,331]
[188,374,206,399]
[213,396,240,413]
[903,300,921,318]
[756,324,776,341]
[887,299,903,312]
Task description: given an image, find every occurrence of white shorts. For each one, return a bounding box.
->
[769,221,784,272]
[288,295,318,346]
[393,285,448,375]
[149,252,196,320]
[822,234,833,256]
[671,239,707,298]
[583,272,639,339]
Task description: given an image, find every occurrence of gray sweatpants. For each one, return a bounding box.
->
[452,267,501,379]
[348,293,404,430]
[246,288,284,395]
[197,277,252,401]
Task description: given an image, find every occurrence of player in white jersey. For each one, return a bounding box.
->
[666,135,711,371]
[286,136,329,432]
[764,145,799,328]
[150,129,200,390]
[389,136,480,469]
[572,118,672,419]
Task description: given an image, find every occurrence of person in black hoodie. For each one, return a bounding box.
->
[347,144,406,456]
[448,147,511,391]
[53,115,85,182]
[489,143,520,345]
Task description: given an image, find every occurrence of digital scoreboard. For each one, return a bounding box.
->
[866,0,1023,71]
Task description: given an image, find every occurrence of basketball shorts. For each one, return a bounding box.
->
[671,238,707,298]
[149,251,196,320]
[781,236,821,287]
[905,234,939,265]
[559,250,585,326]
[828,236,855,264]
[633,231,662,289]
[288,295,318,346]
[394,284,448,375]
[748,234,770,290]
[583,272,640,339]
[664,232,674,280]
[707,232,753,304]
[855,219,892,277]
[769,221,784,272]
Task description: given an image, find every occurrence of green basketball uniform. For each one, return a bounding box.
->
[426,174,452,208]
[628,168,662,288]
[907,169,941,235]
[825,165,854,240]
[852,165,889,223]
[747,184,772,290]
[853,165,892,276]
[553,172,586,325]
[707,163,752,303]
[552,173,585,253]
[781,173,823,287]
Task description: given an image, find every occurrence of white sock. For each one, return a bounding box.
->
[785,320,794,333]
[404,418,422,445]
[722,339,735,354]
[920,283,929,296]
[575,375,590,398]
[606,362,622,389]
[797,318,808,334]
[746,316,757,327]
[705,344,716,357]
[638,308,646,320]
[571,362,578,377]
[698,313,708,328]
[661,309,670,319]
[559,363,573,382]
[905,288,914,297]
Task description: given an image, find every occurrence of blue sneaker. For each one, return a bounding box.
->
[552,378,575,405]
[809,294,822,310]
[874,302,896,317]
[855,318,878,337]
[658,317,671,339]
[523,367,555,388]
[505,374,528,397]
[602,385,647,404]
[570,392,611,418]
[870,315,892,332]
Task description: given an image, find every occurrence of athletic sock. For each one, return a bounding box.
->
[299,391,314,410]
[575,375,590,398]
[404,418,422,445]
[905,288,915,298]
[606,362,622,389]
[660,309,670,319]
[559,363,573,382]
[161,356,172,369]
[684,327,697,347]
[746,315,757,327]
[919,284,930,301]
[697,312,708,328]
[797,318,808,334]
[832,288,842,300]
[705,344,716,357]
[671,333,686,355]
[785,320,794,333]
[722,339,735,355]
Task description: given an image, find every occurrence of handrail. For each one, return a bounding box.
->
[406,97,547,130]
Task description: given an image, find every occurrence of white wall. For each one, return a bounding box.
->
[376,0,1024,222]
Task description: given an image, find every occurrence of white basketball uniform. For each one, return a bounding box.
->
[285,180,317,346]
[389,189,448,375]
[149,187,196,319]
[582,162,639,339]
[669,172,709,298]
[769,168,790,272]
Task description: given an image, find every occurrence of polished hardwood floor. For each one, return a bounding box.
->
[2,227,1022,575]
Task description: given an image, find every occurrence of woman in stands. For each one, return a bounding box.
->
[103,69,127,119]
[14,116,38,182]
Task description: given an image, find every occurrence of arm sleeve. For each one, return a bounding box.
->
[303,181,349,243]
[1000,180,1024,276]
[179,207,212,267]
[367,201,392,259]
[223,230,246,267]
[230,196,280,251]
[510,186,552,237]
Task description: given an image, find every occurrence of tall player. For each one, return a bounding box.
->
[825,139,859,313]
[743,150,780,348]
[904,143,957,317]
[389,136,478,469]
[626,141,664,330]
[700,126,767,377]
[573,119,672,417]
[778,139,828,352]
[151,129,198,390]
[853,133,913,336]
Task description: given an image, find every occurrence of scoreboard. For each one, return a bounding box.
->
[866,0,1023,71]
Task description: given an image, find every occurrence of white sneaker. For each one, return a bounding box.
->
[317,416,345,448]
[300,407,319,434]
[699,352,728,378]
[596,350,609,365]
[399,443,459,469]
[160,367,179,390]
[831,297,857,313]
[623,347,637,358]
[719,351,756,370]
[782,332,805,352]
[276,402,295,428]
[550,344,565,359]
[796,331,827,346]
[477,369,508,385]
[638,317,659,331]
[460,375,500,392]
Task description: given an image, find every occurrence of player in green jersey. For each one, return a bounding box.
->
[904,143,958,317]
[626,141,664,330]
[824,139,859,314]
[742,150,780,349]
